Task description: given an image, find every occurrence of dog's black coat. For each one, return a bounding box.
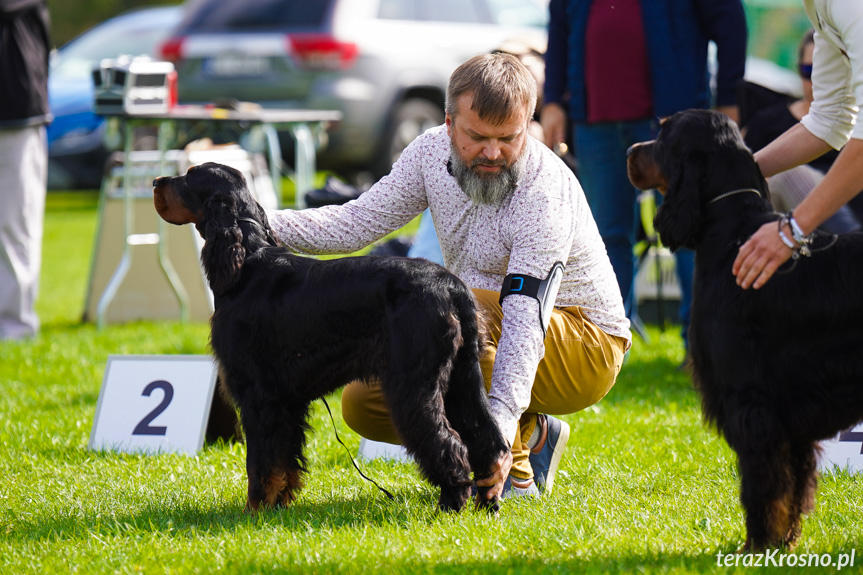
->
[153,162,508,512]
[627,110,863,550]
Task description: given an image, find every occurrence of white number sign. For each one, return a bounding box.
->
[819,422,863,474]
[89,355,217,455]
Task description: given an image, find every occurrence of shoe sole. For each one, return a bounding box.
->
[542,420,570,495]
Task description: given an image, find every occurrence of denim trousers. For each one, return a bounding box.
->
[574,119,693,349]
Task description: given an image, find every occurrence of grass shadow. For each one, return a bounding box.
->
[6,485,462,542]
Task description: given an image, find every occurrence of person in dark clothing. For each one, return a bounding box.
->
[540,0,747,353]
[0,0,52,340]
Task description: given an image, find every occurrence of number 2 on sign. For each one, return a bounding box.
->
[132,380,174,436]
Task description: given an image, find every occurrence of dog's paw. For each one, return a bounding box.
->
[437,485,470,513]
[473,485,500,515]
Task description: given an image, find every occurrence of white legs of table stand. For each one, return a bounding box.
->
[96,120,190,328]
[261,124,283,207]
[291,122,315,210]
[155,120,190,323]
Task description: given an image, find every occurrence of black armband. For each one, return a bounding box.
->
[499,262,565,334]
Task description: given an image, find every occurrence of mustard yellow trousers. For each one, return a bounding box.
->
[341,288,628,479]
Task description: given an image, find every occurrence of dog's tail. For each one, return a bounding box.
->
[451,285,488,368]
[444,284,509,478]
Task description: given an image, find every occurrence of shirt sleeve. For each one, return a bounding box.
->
[543,0,569,107]
[486,168,576,445]
[802,3,863,149]
[267,137,430,254]
[694,0,748,109]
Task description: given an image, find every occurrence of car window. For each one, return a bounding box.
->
[485,0,547,27]
[52,9,180,80]
[179,0,334,32]
[378,0,418,20]
[419,0,481,23]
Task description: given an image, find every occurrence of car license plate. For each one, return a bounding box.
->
[203,54,272,77]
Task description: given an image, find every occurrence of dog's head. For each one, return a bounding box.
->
[153,162,269,295]
[627,109,767,251]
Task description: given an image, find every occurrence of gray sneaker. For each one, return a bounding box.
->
[528,414,570,494]
[501,475,539,499]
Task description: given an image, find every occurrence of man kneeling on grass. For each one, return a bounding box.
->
[266,53,631,500]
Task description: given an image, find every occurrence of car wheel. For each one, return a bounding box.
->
[374,98,444,178]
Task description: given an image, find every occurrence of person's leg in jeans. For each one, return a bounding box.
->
[573,119,656,320]
[673,248,694,354]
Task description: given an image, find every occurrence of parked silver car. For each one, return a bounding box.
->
[159,0,548,181]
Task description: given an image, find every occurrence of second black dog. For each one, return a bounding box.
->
[153,162,508,513]
[628,110,863,550]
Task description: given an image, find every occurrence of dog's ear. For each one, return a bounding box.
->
[201,192,245,296]
[654,153,704,251]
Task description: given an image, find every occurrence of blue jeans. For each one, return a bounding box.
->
[574,119,693,349]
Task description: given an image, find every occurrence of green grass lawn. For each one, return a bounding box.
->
[1,190,861,574]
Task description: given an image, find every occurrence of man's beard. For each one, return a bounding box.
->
[449,142,527,205]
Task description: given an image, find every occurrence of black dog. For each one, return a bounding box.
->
[153,162,508,513]
[627,110,863,550]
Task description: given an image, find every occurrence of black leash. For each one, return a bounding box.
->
[321,397,395,501]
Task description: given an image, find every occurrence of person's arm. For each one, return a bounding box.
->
[753,122,833,178]
[540,103,567,152]
[267,135,430,254]
[476,176,575,499]
[733,2,863,289]
[734,137,863,289]
[540,0,569,150]
[695,0,747,121]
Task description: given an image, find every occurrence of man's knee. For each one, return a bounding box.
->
[340,381,401,445]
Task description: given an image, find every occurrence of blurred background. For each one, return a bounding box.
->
[46,0,811,65]
[45,0,813,190]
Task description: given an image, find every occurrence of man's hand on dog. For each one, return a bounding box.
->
[475,449,513,499]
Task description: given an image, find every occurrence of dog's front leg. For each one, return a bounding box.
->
[241,404,308,511]
[780,441,819,549]
[738,439,795,551]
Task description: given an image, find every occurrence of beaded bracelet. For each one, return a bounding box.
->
[777,224,797,250]
[787,212,810,245]
[778,213,812,257]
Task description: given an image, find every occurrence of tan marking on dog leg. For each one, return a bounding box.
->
[765,497,792,549]
[279,469,304,506]
[262,469,289,507]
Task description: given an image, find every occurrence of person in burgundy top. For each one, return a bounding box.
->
[541,0,747,354]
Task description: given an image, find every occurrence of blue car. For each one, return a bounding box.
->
[48,5,183,189]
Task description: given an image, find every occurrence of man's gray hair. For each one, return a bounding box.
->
[445,52,538,126]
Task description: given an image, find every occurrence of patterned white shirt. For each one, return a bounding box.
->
[267,125,630,443]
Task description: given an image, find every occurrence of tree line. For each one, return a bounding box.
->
[47,0,181,47]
